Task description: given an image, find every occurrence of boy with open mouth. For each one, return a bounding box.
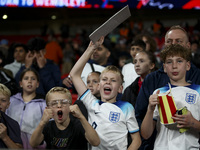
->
[30,87,100,149]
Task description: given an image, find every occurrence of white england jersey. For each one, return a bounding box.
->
[153,84,200,150]
[80,90,139,150]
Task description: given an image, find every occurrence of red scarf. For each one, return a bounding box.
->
[138,77,143,94]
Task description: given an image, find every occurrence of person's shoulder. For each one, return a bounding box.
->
[4,63,13,68]
[10,93,22,100]
[144,66,165,80]
[188,84,200,93]
[93,63,105,70]
[115,100,134,110]
[123,63,134,68]
[2,112,19,126]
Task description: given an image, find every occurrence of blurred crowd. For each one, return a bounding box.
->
[0,17,200,149]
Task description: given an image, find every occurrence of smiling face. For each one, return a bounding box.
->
[163,56,190,85]
[99,71,123,103]
[47,92,71,125]
[20,71,39,94]
[91,45,110,66]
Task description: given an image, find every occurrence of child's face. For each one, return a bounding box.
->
[130,45,143,59]
[20,71,39,94]
[163,56,190,84]
[87,73,100,97]
[134,52,154,77]
[47,92,70,124]
[99,71,123,103]
[0,93,10,112]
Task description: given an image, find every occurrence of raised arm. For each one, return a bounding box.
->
[30,108,53,147]
[141,90,159,139]
[70,37,104,96]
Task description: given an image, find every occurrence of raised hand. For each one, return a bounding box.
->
[36,51,46,69]
[62,77,73,88]
[25,51,36,68]
[148,90,160,111]
[69,104,83,119]
[40,108,53,125]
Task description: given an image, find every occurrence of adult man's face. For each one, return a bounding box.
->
[14,46,27,63]
[165,29,191,49]
[91,45,110,66]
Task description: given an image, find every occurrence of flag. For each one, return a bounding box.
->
[158,84,177,124]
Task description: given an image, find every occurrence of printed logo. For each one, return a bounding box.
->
[109,111,120,123]
[185,93,196,104]
[51,137,68,148]
[92,122,97,129]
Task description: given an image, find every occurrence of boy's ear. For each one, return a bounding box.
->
[186,61,191,71]
[150,63,155,70]
[118,85,123,94]
[163,63,167,73]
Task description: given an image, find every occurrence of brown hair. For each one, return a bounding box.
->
[160,44,191,63]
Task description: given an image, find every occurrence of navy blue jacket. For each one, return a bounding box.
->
[15,59,62,96]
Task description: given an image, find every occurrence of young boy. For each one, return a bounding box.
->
[29,87,100,149]
[0,83,23,148]
[70,37,141,150]
[141,44,200,149]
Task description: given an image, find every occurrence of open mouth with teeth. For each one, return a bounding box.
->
[57,110,63,120]
[104,87,111,94]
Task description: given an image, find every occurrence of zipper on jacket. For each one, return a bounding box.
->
[23,104,26,110]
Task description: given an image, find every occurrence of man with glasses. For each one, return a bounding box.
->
[30,87,100,149]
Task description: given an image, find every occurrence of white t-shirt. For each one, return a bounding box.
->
[153,84,200,150]
[122,63,139,93]
[80,90,139,150]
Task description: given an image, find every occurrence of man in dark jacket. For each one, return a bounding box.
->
[135,25,200,150]
[15,37,62,96]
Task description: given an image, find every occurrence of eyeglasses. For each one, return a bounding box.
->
[47,99,70,108]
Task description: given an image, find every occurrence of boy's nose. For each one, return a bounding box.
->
[172,62,177,68]
[57,101,62,108]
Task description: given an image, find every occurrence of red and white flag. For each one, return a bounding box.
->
[158,83,177,124]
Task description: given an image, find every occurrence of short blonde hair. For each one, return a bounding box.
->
[101,65,124,84]
[0,83,11,98]
[45,87,72,104]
